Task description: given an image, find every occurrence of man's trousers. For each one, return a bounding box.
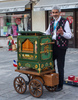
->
[53,44,66,88]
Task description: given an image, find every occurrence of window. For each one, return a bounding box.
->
[0,13,31,36]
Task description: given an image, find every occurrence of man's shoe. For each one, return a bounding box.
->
[55,87,63,92]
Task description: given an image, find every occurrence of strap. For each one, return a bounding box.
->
[54,21,58,31]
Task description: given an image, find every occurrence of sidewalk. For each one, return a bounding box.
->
[0,47,78,100]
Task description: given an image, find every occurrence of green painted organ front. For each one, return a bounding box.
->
[17,31,54,73]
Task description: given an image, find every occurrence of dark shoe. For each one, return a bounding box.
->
[55,87,63,92]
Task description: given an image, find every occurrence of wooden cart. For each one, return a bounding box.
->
[13,31,59,98]
[14,68,59,98]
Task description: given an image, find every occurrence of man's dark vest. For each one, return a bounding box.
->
[50,17,68,49]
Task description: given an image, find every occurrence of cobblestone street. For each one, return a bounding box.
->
[0,47,78,100]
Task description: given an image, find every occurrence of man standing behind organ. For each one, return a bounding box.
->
[45,6,72,91]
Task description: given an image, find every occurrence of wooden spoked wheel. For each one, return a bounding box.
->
[45,85,57,92]
[29,79,43,98]
[14,76,27,94]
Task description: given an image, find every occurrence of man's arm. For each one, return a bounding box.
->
[63,21,72,39]
[57,21,72,39]
[62,21,72,39]
[44,24,50,35]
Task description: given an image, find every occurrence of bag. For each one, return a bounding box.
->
[68,75,75,81]
[12,44,16,51]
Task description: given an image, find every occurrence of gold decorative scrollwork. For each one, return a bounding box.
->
[19,62,21,66]
[41,64,44,68]
[50,62,52,66]
[35,65,38,69]
[19,54,21,57]
[35,56,37,58]
[38,64,41,73]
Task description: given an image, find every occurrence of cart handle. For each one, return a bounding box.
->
[40,50,53,54]
[40,42,55,46]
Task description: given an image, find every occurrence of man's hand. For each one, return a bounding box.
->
[57,27,64,35]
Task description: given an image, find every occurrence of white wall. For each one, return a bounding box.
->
[32,10,45,32]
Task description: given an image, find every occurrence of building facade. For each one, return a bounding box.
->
[0,0,32,47]
[0,0,78,48]
[33,0,78,48]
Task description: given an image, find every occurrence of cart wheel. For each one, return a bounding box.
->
[29,79,43,98]
[45,85,57,92]
[14,76,27,94]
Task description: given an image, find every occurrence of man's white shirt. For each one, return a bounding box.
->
[45,16,72,40]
